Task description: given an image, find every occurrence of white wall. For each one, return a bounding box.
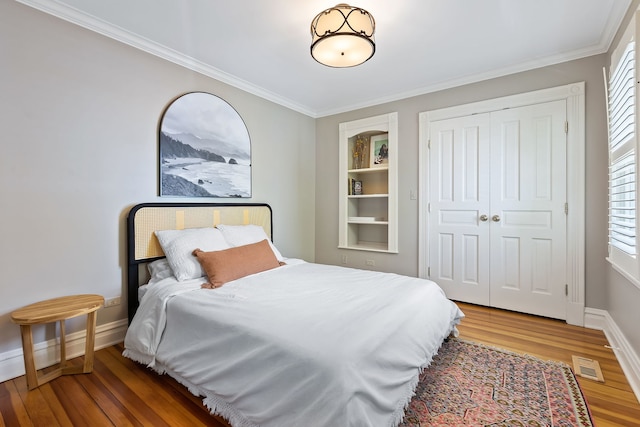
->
[0,1,315,357]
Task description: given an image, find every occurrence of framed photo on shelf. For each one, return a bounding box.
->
[369,133,389,168]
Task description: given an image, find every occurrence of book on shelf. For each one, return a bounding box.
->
[353,180,363,195]
[348,178,363,195]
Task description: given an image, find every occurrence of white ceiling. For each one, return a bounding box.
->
[20,0,631,117]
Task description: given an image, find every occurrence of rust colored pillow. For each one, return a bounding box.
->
[192,239,282,288]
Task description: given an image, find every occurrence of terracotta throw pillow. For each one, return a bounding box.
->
[192,239,282,288]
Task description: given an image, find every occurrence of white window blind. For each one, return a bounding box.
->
[609,42,635,154]
[609,151,636,254]
[608,37,637,265]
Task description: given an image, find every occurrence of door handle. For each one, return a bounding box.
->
[492,215,501,222]
[479,214,488,222]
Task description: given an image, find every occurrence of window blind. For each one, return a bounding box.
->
[608,41,636,256]
[609,42,635,154]
[609,151,636,254]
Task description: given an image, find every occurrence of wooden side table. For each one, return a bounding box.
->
[11,294,104,390]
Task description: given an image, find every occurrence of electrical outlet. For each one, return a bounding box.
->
[341,255,348,264]
[365,259,375,266]
[104,297,121,307]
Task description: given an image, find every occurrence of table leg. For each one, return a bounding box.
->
[83,311,98,373]
[19,325,38,390]
[59,319,66,369]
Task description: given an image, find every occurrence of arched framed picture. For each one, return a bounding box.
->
[159,92,251,197]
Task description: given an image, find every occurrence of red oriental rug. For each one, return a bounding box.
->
[401,338,594,426]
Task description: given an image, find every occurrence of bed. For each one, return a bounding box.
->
[123,202,464,427]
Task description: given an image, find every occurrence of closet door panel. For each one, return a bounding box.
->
[428,114,491,305]
[489,100,567,319]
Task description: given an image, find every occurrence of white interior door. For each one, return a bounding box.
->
[489,101,567,318]
[428,114,491,305]
[428,100,567,319]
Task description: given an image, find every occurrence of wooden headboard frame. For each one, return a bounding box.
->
[126,202,273,323]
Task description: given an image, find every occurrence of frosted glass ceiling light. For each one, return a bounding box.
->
[310,3,376,68]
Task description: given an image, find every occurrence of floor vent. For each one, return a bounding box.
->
[572,355,604,382]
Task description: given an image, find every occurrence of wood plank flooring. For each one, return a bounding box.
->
[1,302,639,426]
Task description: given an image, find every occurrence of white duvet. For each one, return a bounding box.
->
[124,260,464,427]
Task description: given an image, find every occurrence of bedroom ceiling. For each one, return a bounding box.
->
[20,0,631,117]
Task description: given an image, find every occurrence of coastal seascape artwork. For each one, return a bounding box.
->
[159,92,251,198]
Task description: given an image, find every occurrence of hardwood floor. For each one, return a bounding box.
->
[1,302,639,426]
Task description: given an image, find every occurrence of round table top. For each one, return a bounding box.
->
[11,294,104,325]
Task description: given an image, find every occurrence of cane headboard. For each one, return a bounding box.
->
[126,202,273,322]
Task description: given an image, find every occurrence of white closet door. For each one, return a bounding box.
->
[428,113,491,305]
[489,100,567,319]
[428,100,567,319]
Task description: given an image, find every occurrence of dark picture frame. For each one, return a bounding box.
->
[159,92,251,198]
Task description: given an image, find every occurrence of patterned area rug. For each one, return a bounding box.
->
[401,338,594,426]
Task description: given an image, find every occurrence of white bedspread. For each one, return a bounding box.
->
[124,261,464,427]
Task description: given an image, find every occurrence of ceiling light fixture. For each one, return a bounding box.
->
[310,3,376,68]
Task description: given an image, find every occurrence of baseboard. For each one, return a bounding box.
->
[0,319,128,384]
[585,307,640,403]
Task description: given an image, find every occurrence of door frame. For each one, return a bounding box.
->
[418,82,585,326]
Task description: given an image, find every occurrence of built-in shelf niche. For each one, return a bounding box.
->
[338,112,398,253]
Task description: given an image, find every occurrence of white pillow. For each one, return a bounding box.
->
[216,224,284,261]
[147,258,173,285]
[155,227,230,281]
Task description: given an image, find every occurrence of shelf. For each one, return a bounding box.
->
[348,166,389,174]
[338,241,398,253]
[347,221,389,225]
[347,193,388,199]
[348,220,388,225]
